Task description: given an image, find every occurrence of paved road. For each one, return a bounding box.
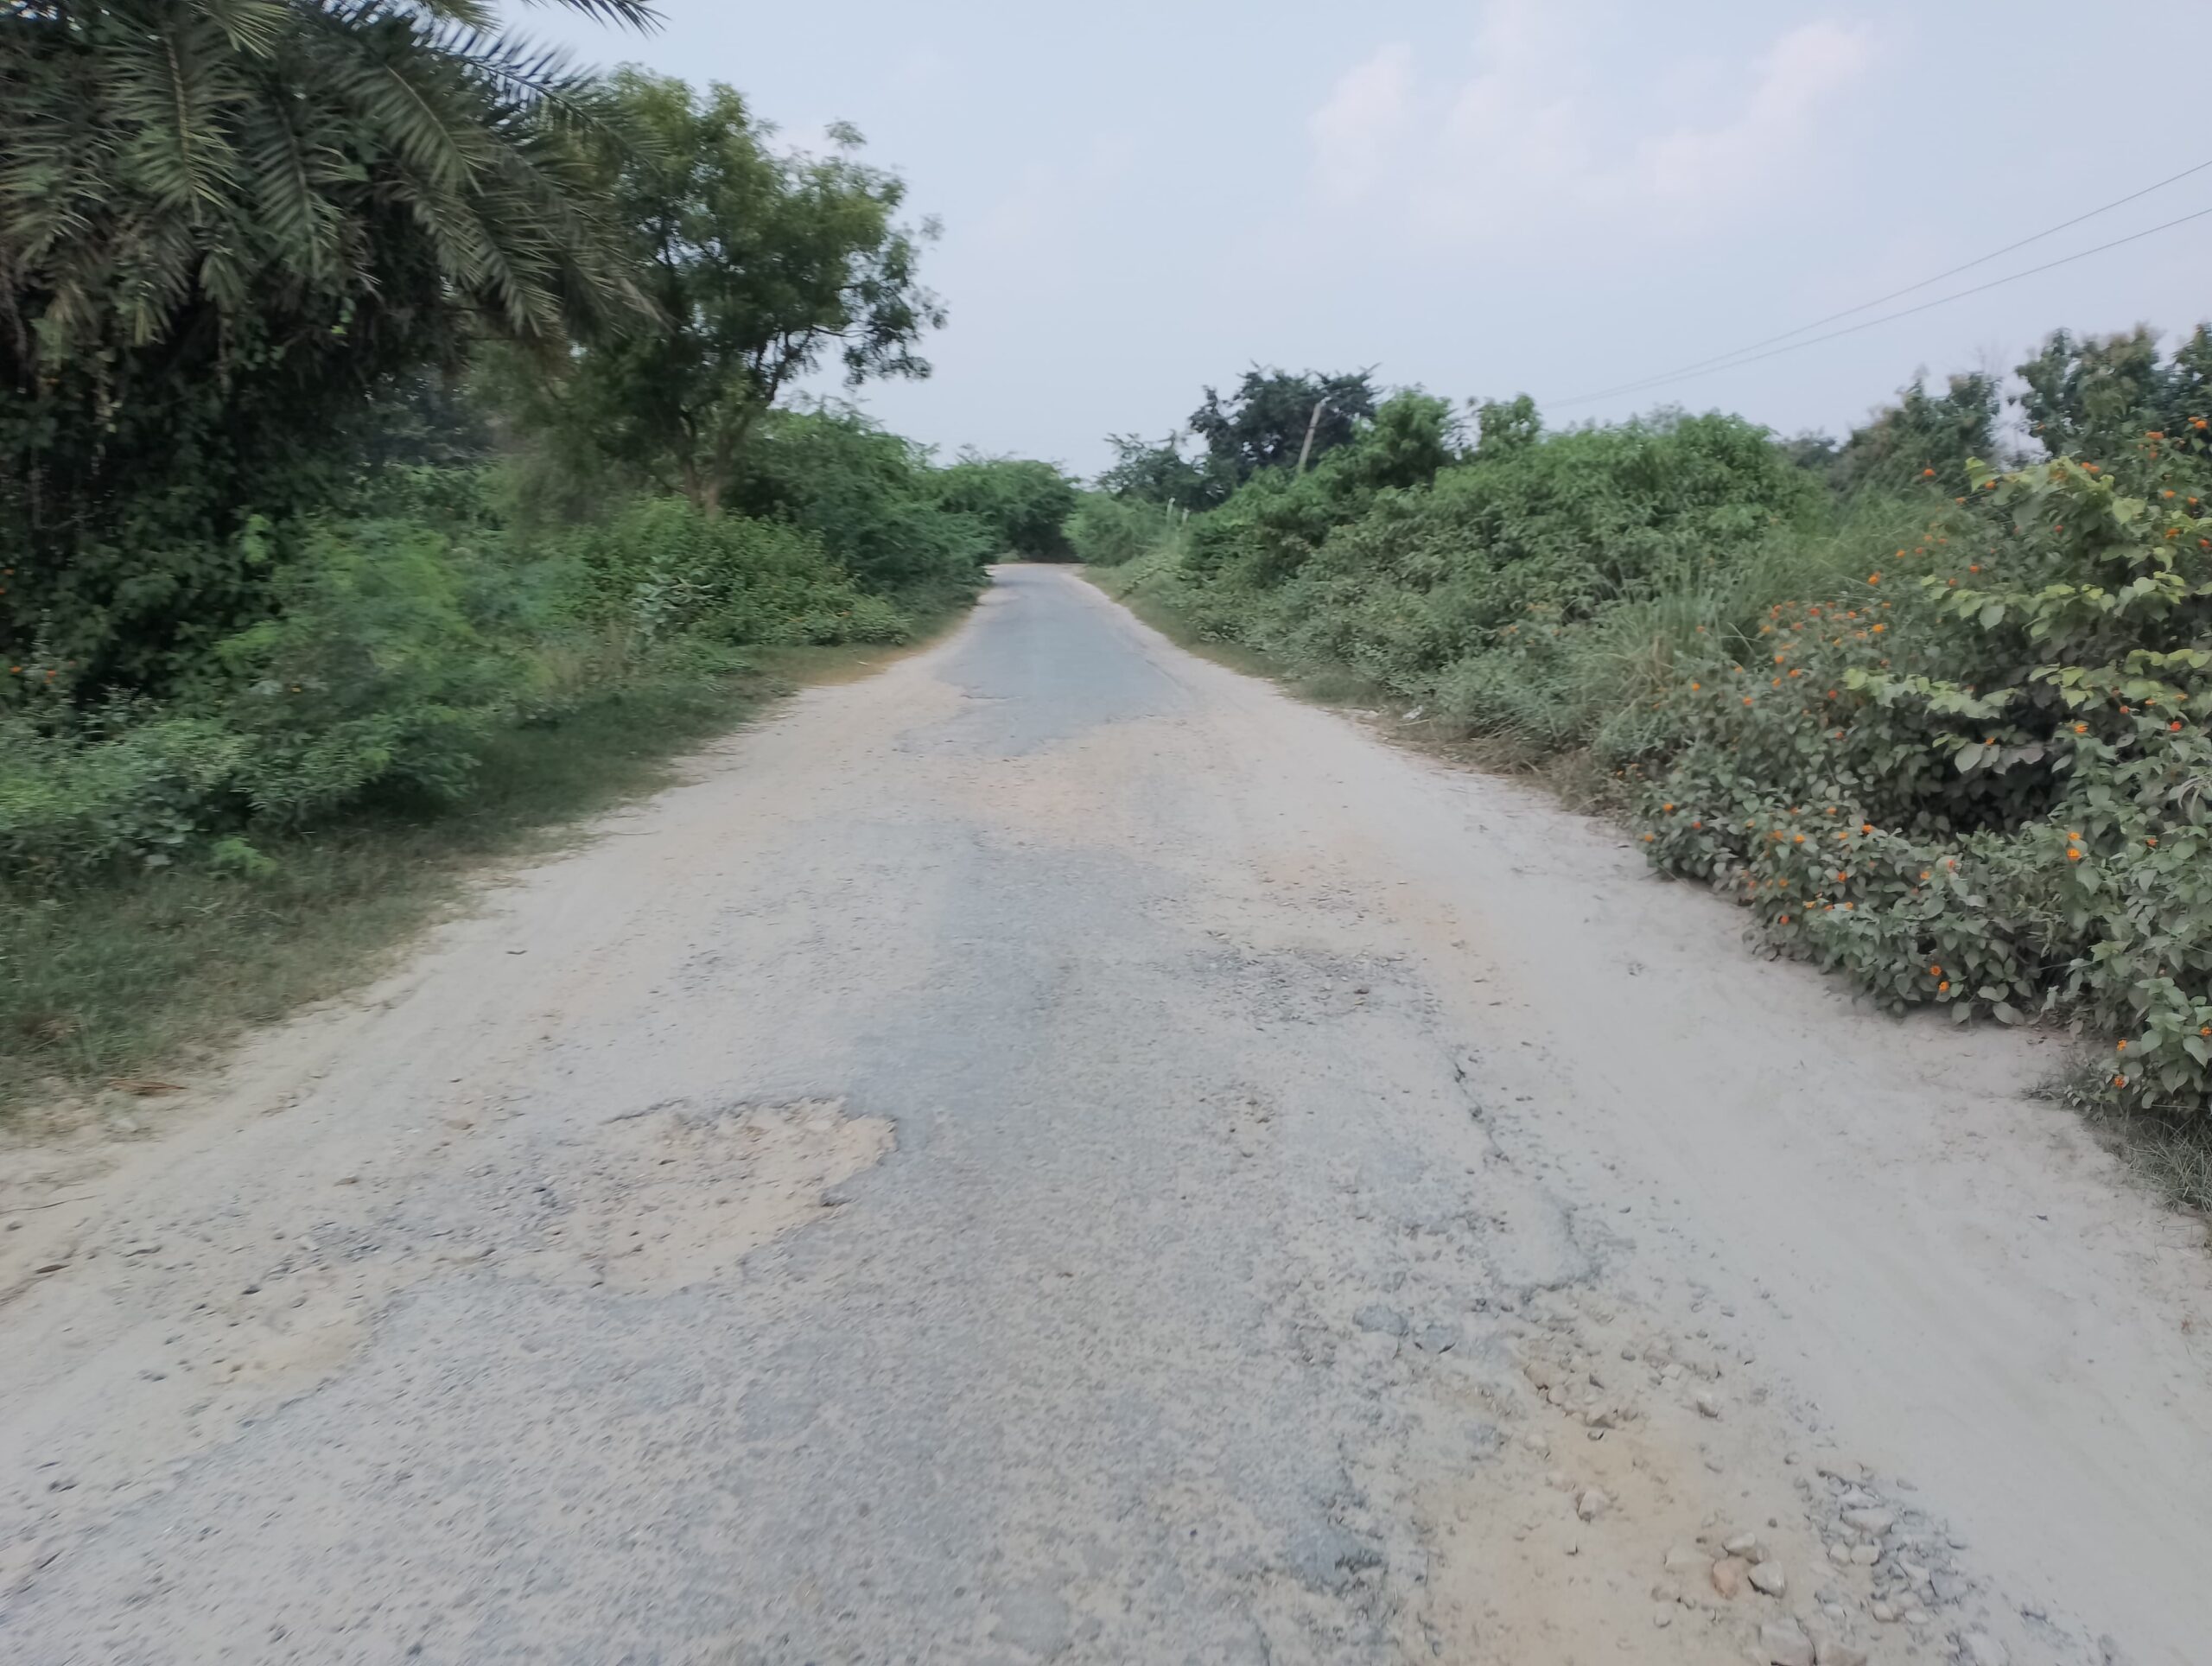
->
[3,568,2208,1664]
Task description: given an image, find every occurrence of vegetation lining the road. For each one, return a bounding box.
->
[1,636,921,1118]
[1071,343,2212,1208]
[1,8,1077,1118]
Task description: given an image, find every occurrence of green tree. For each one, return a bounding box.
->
[2,0,655,693]
[513,70,943,513]
[1471,394,1540,461]
[1188,367,1377,484]
[2015,325,2212,485]
[1829,372,1999,495]
[931,454,1077,560]
[726,404,993,597]
[1096,432,1221,510]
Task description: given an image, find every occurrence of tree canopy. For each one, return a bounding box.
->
[1187,367,1377,485]
[505,70,941,512]
[1,0,656,690]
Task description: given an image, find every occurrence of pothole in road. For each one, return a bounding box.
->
[512,1097,893,1295]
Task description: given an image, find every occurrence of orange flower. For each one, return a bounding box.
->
[1937,980,1949,993]
[2067,847,2083,862]
[1867,573,1882,584]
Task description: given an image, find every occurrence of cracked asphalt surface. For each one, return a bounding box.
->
[3,567,2209,1664]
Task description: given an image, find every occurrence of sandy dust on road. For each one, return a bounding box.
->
[0,566,2204,1665]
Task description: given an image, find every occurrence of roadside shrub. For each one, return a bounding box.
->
[1630,446,2212,1118]
[729,409,996,600]
[556,498,912,647]
[0,708,247,884]
[932,455,1079,560]
[1065,493,1180,567]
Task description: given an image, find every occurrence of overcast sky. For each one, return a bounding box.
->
[532,0,2212,476]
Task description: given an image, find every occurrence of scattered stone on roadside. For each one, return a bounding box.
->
[1575,1487,1611,1523]
[1849,1543,1880,1566]
[1961,1635,2010,1666]
[1694,1389,1720,1418]
[1711,1557,1748,1599]
[1546,1470,1574,1491]
[123,1242,162,1256]
[1827,1542,1852,1565]
[1814,1641,1869,1666]
[1840,1507,1894,1536]
[1748,1561,1787,1597]
[1354,1304,1408,1337]
[1724,1532,1762,1559]
[32,1262,68,1276]
[1663,1543,1706,1574]
[1871,1601,1897,1623]
[1652,1606,1673,1629]
[1759,1618,1815,1666]
[1416,1323,1459,1353]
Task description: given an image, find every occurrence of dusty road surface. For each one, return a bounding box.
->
[3,566,2208,1665]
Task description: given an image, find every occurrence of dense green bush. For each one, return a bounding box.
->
[556,496,912,647]
[1123,350,2212,1122]
[1634,445,2212,1116]
[728,409,996,600]
[1165,404,1824,742]
[0,480,931,889]
[1065,493,1183,567]
[931,455,1079,560]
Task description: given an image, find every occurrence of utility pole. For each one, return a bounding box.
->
[1294,397,1332,475]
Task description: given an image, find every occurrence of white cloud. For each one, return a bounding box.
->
[1308,4,1875,239]
[1309,41,1418,203]
[1635,21,1872,205]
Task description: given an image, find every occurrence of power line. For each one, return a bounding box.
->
[1554,157,2212,409]
[1554,204,2212,409]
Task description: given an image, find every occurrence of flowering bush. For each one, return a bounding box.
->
[1634,443,2212,1116]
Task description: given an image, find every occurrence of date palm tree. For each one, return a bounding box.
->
[0,1,659,690]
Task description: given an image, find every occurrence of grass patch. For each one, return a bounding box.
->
[0,631,955,1121]
[2043,1062,2212,1218]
